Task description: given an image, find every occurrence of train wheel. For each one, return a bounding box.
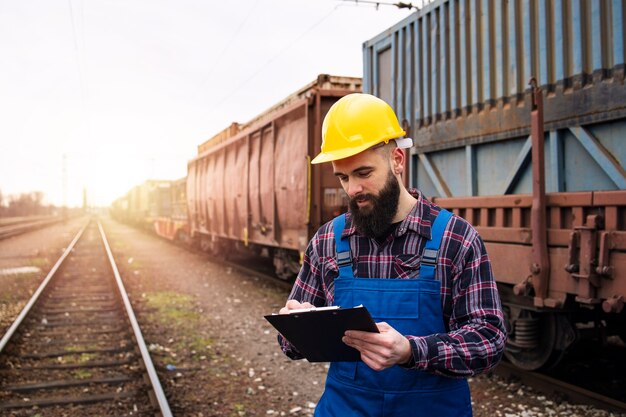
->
[609,316,626,345]
[273,249,299,281]
[200,237,212,253]
[504,308,575,371]
[199,236,223,257]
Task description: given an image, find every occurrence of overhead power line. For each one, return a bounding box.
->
[207,4,340,111]
[67,0,89,105]
[339,0,432,10]
[195,0,261,96]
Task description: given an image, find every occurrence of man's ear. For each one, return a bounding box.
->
[391,147,405,175]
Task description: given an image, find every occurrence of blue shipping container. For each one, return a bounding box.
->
[363,0,626,196]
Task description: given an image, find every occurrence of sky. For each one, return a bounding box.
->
[0,0,416,208]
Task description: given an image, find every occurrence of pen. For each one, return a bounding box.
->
[287,306,341,314]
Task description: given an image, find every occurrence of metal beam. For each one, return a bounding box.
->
[465,144,477,196]
[549,130,565,192]
[569,126,626,189]
[500,136,532,195]
[418,153,452,197]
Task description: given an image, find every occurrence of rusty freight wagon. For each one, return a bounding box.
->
[363,0,626,370]
[186,75,361,279]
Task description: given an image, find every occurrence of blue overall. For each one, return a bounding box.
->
[314,209,472,417]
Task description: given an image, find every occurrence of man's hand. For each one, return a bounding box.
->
[342,322,412,371]
[279,299,314,315]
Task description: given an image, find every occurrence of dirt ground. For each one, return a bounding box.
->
[1,217,624,417]
[102,217,327,416]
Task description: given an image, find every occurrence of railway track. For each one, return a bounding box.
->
[0,218,172,416]
[495,359,626,414]
[0,216,63,240]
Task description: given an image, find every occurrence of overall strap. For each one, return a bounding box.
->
[420,209,453,280]
[333,214,355,280]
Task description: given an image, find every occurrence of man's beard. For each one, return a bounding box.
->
[349,171,400,239]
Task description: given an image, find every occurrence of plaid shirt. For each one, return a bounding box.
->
[279,190,507,377]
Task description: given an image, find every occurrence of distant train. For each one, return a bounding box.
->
[112,1,625,373]
[110,176,191,248]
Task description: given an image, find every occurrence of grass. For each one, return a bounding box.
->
[182,336,214,361]
[72,369,93,379]
[0,273,40,303]
[29,257,49,268]
[65,344,99,352]
[127,258,143,270]
[61,352,98,364]
[144,292,198,326]
[231,403,246,417]
[112,239,128,250]
[78,352,98,363]
[143,291,214,361]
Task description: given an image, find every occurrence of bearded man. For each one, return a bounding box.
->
[277,93,507,417]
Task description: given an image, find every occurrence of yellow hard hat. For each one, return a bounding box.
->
[311,93,411,164]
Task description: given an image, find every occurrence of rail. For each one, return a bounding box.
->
[99,221,173,416]
[0,221,88,353]
[494,361,626,414]
[0,215,64,240]
[0,218,173,416]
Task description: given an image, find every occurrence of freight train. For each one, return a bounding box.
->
[112,74,361,281]
[362,0,626,371]
[111,1,625,372]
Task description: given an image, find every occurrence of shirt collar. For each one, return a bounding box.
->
[342,189,435,240]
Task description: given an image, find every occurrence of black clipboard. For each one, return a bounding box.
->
[265,305,379,362]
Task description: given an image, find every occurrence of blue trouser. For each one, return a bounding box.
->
[314,210,472,417]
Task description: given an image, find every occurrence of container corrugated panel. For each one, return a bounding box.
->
[186,75,360,252]
[363,0,626,197]
[171,176,187,220]
[364,1,626,308]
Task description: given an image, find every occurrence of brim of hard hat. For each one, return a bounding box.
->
[311,137,414,164]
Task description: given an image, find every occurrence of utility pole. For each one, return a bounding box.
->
[62,153,68,222]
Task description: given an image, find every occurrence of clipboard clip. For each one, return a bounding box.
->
[288,305,341,314]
